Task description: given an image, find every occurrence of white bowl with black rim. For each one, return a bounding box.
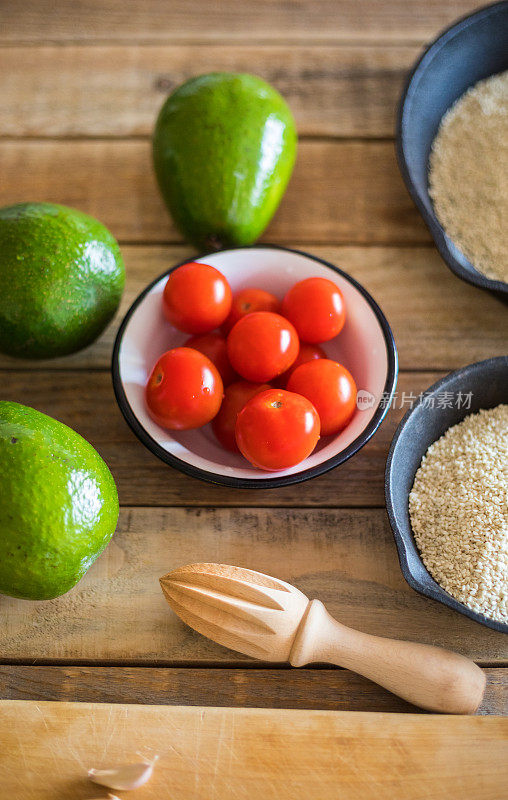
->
[112,245,398,489]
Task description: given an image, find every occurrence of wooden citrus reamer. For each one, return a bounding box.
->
[160,563,485,714]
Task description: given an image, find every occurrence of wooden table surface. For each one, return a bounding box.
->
[0,0,507,717]
[3,702,508,799]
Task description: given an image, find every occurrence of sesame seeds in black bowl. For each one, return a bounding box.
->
[397,1,508,300]
[385,356,508,633]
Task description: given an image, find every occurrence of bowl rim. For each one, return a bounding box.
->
[385,355,508,633]
[111,243,398,489]
[396,0,508,297]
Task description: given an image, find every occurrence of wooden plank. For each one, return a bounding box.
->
[0,139,429,244]
[2,507,507,663]
[1,701,507,800]
[0,665,505,715]
[0,1,484,44]
[0,370,442,507]
[0,44,415,138]
[0,244,504,373]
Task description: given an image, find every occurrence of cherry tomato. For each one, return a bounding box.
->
[282,277,346,343]
[274,342,326,387]
[212,380,271,452]
[222,287,281,334]
[163,262,232,334]
[145,347,223,430]
[184,332,237,386]
[287,359,356,436]
[227,312,299,383]
[235,389,320,471]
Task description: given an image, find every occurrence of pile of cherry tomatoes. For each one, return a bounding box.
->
[145,261,357,471]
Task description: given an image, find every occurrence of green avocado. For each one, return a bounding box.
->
[0,202,125,359]
[153,72,297,250]
[0,401,119,600]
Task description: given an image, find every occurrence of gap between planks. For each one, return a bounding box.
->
[0,658,506,669]
[0,37,444,48]
[0,665,505,715]
[0,136,397,143]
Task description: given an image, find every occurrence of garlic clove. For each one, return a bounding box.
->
[88,756,158,790]
[90,796,122,800]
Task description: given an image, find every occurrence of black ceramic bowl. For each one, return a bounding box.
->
[397,1,508,299]
[112,245,397,489]
[386,355,508,633]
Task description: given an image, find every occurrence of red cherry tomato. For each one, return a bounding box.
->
[145,347,223,430]
[163,262,232,334]
[235,389,320,471]
[274,342,327,388]
[282,277,346,343]
[212,380,271,452]
[222,287,281,334]
[184,332,237,386]
[227,312,299,383]
[287,359,356,436]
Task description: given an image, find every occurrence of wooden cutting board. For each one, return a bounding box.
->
[0,701,506,799]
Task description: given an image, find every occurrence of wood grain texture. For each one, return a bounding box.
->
[0,139,429,243]
[1,700,507,800]
[0,370,443,507]
[1,665,505,715]
[0,44,414,137]
[0,0,484,43]
[1,507,507,663]
[0,245,504,372]
[2,0,507,720]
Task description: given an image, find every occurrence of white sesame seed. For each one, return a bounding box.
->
[409,405,508,623]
